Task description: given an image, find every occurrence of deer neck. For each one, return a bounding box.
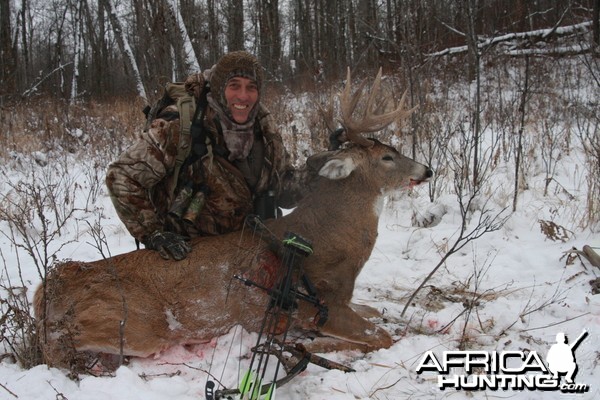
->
[275,176,384,244]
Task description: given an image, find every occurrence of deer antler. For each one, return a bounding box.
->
[339,67,414,148]
[317,89,337,134]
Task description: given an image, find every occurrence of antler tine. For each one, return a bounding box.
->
[363,67,383,120]
[317,89,338,134]
[340,67,372,147]
[339,67,415,148]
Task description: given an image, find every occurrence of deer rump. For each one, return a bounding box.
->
[34,231,286,368]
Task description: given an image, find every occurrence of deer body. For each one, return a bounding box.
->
[34,69,433,370]
[35,142,431,369]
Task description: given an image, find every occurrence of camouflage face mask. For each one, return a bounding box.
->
[207,93,258,161]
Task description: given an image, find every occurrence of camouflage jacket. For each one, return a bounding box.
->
[106,103,306,243]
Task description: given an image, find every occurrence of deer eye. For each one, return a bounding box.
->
[382,155,394,161]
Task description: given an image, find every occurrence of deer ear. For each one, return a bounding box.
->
[318,157,356,180]
[307,151,336,172]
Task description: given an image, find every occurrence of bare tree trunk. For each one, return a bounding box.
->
[513,55,530,212]
[347,0,357,64]
[103,0,148,101]
[594,0,600,46]
[19,0,30,88]
[207,0,220,63]
[70,0,82,103]
[465,0,478,82]
[465,0,481,190]
[0,0,16,100]
[257,0,281,79]
[355,0,377,67]
[53,5,68,98]
[165,0,201,74]
[81,0,108,96]
[227,0,244,51]
[295,0,314,76]
[314,0,323,70]
[323,0,339,80]
[335,0,348,77]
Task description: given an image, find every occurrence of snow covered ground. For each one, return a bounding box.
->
[1,63,599,399]
[1,142,599,399]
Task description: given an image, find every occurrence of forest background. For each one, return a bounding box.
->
[1,0,598,225]
[0,0,598,101]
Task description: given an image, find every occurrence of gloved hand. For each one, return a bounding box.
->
[145,231,192,261]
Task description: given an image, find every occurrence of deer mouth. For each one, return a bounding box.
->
[409,178,427,188]
[409,169,433,188]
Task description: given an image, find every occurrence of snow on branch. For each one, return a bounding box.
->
[427,21,594,57]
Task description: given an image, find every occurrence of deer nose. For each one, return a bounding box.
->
[425,168,434,179]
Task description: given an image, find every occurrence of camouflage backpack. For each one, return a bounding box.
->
[142,75,209,199]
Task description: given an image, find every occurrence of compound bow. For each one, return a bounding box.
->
[205,216,353,400]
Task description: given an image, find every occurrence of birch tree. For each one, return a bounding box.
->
[69,0,82,103]
[166,0,201,74]
[103,0,148,101]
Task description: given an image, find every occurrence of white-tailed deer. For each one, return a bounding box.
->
[34,68,433,371]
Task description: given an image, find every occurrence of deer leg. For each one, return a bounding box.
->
[350,302,383,319]
[39,329,101,373]
[302,303,392,353]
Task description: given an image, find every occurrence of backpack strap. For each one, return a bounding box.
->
[167,83,209,200]
[189,86,210,163]
[176,94,195,165]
